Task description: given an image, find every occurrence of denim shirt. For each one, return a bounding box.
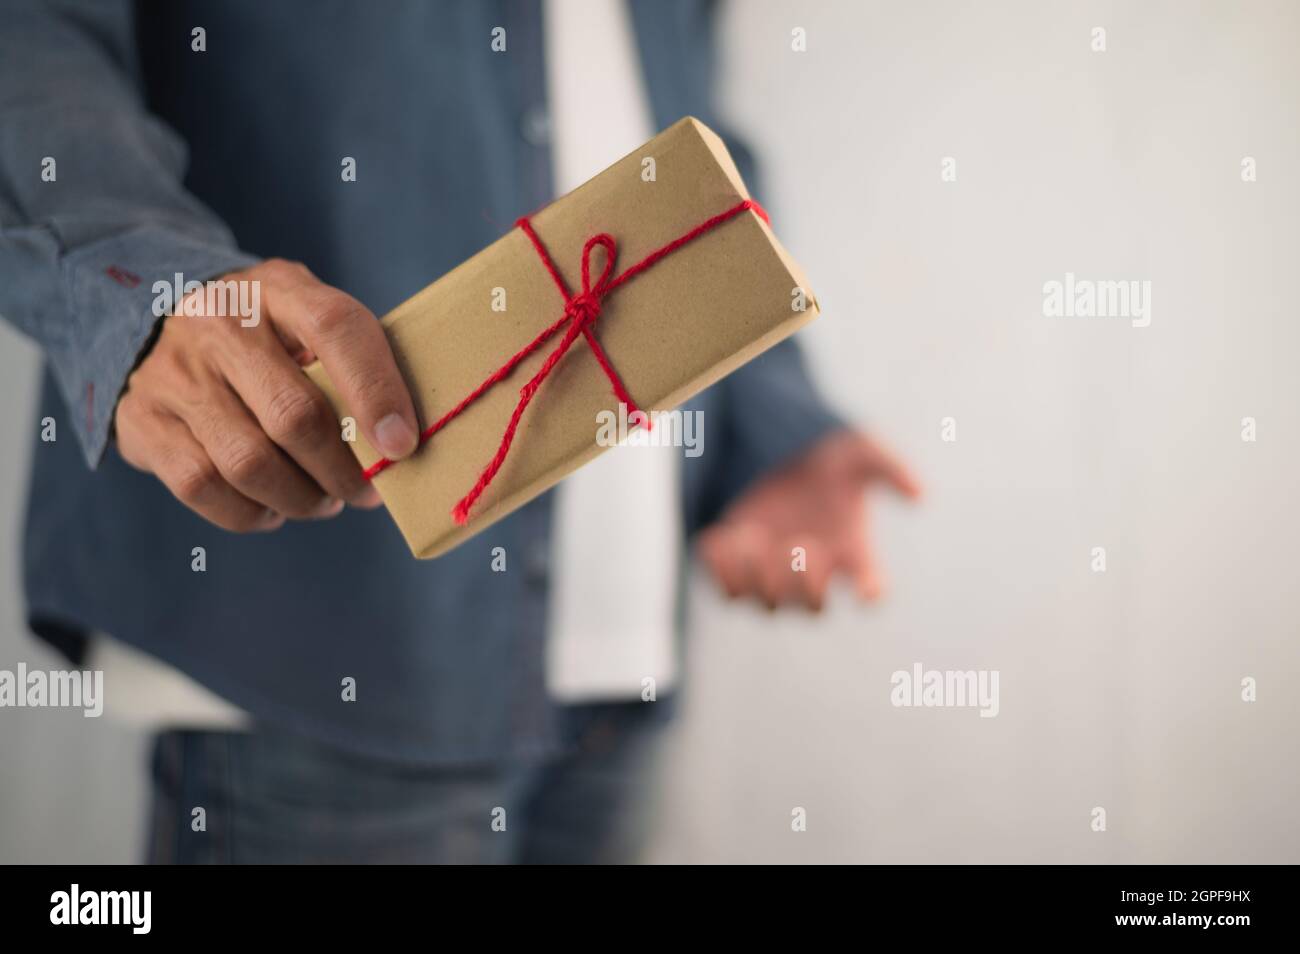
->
[0,0,841,763]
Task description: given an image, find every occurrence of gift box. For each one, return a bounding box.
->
[304,116,819,558]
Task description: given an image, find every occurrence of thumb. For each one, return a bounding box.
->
[849,434,923,500]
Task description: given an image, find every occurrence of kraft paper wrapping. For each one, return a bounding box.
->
[304,117,819,558]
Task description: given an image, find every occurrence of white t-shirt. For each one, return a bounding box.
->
[542,0,680,702]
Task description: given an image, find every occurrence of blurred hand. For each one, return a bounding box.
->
[115,259,419,532]
[697,429,921,611]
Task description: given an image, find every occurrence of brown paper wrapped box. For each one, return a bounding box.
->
[304,117,819,558]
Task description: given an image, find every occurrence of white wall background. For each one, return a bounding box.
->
[648,0,1300,863]
[1,0,1297,863]
[0,331,150,863]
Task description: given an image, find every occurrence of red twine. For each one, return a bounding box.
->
[364,198,770,525]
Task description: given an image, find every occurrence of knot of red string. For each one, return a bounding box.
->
[363,197,769,525]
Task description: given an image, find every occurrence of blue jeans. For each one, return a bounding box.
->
[146,701,669,864]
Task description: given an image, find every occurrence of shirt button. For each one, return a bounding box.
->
[525,544,550,585]
[520,105,551,147]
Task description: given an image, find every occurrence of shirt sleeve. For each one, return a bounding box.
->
[716,337,846,496]
[705,128,847,508]
[0,0,259,467]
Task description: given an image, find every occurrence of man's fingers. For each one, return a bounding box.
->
[697,525,753,600]
[266,266,419,461]
[181,384,341,521]
[851,435,923,500]
[700,522,813,610]
[882,459,924,500]
[792,538,835,612]
[219,333,382,509]
[844,538,886,602]
[119,405,283,533]
[752,536,797,610]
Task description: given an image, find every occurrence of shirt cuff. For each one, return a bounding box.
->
[59,226,260,468]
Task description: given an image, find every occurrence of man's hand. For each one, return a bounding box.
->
[114,259,419,532]
[697,430,921,611]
